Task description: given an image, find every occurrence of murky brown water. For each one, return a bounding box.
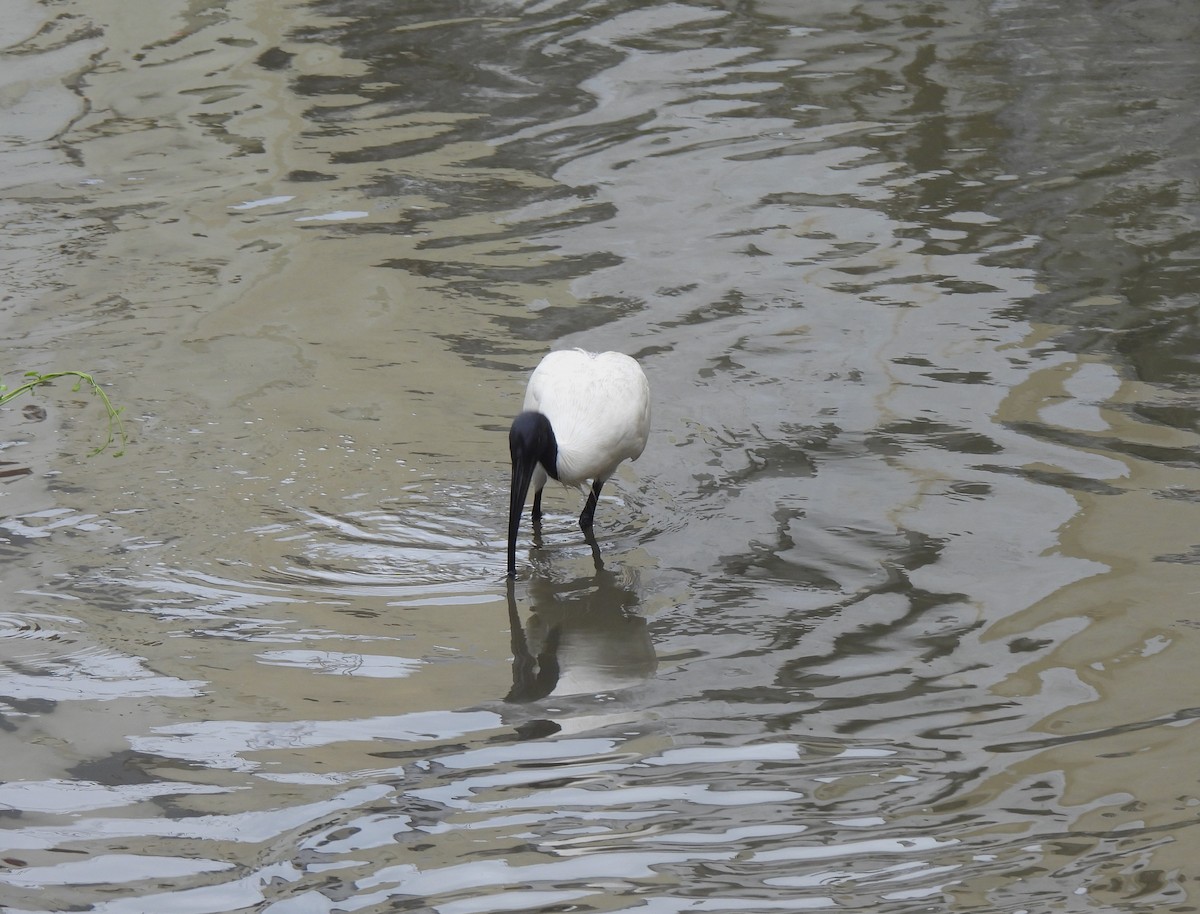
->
[3,0,1200,911]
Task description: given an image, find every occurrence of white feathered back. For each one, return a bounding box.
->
[523,349,650,487]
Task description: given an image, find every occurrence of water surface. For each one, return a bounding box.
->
[2,0,1200,911]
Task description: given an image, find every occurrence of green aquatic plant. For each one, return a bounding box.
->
[0,370,126,457]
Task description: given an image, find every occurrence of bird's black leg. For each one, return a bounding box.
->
[579,479,604,534]
[531,489,543,534]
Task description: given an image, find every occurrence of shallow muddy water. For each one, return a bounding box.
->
[2,0,1200,911]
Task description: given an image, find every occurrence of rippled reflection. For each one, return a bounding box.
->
[507,561,655,707]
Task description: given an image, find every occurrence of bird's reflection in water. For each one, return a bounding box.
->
[505,555,655,705]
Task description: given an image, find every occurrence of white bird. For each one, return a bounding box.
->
[507,349,650,576]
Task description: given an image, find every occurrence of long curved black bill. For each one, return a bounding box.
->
[507,454,536,577]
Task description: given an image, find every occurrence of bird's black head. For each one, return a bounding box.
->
[509,411,558,479]
[507,411,558,577]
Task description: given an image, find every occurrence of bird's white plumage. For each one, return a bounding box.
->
[523,349,650,488]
